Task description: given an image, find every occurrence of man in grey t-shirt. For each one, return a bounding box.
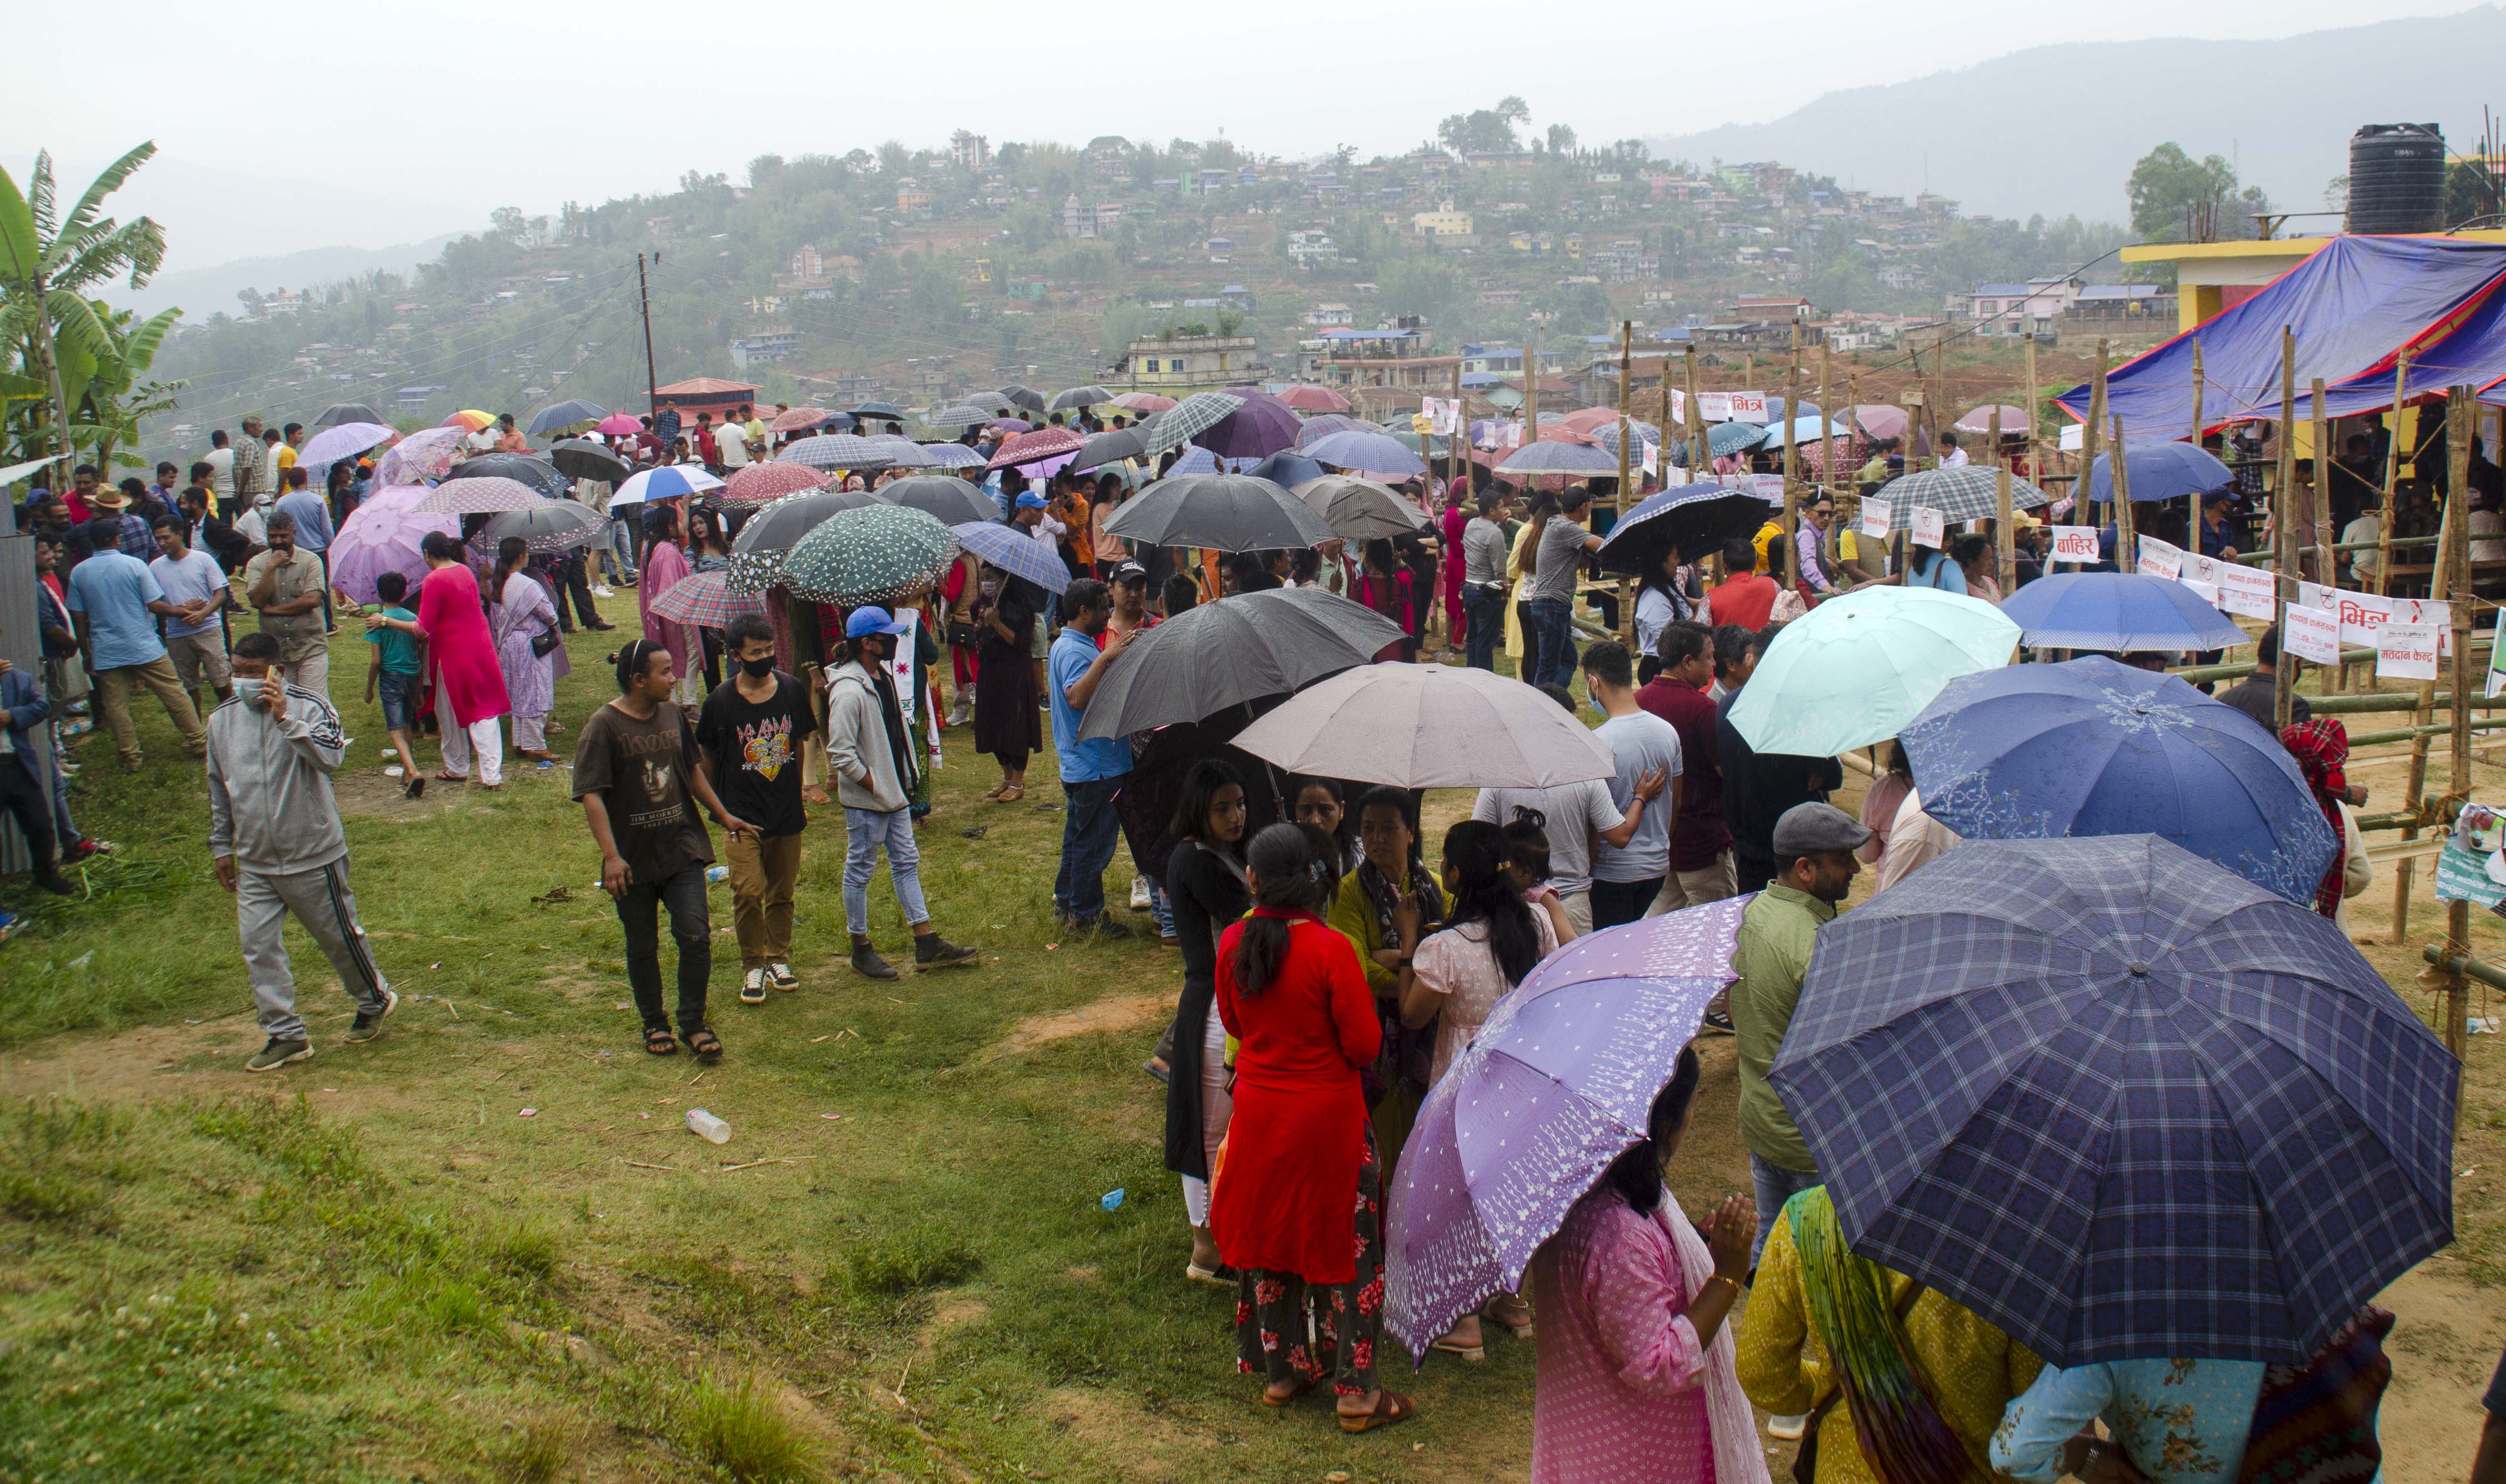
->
[1462,491,1512,670]
[1582,640,1681,930]
[1527,485,1602,688]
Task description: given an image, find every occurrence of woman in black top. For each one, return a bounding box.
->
[971,569,1044,801]
[1164,758,1251,1285]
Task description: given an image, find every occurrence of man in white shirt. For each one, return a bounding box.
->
[2342,511,2383,586]
[1936,432,1969,468]
[203,431,238,511]
[717,414,750,470]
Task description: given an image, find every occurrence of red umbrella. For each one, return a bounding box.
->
[770,407,835,434]
[988,426,1085,470]
[1112,392,1176,413]
[721,460,828,507]
[1278,384,1350,413]
[1557,407,1621,437]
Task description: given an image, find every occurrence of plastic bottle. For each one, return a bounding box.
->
[685,1108,731,1144]
[705,865,730,884]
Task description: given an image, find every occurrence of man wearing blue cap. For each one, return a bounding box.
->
[1047,578,1136,937]
[825,605,979,979]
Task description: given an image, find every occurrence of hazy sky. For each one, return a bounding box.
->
[6,0,2485,270]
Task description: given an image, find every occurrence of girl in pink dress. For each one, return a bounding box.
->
[1528,1046,1769,1484]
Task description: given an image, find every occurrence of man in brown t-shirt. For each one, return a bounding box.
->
[574,640,756,1060]
[244,512,332,703]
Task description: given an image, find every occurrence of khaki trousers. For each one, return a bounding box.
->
[727,831,803,967]
[94,656,207,766]
[1649,849,1740,915]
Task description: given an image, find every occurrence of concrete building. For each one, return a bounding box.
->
[949,130,990,171]
[1119,333,1266,390]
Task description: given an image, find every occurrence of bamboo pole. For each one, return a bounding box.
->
[2112,416,2137,566]
[2312,377,2335,590]
[1782,321,1802,568]
[1994,406,2015,595]
[2023,330,2041,485]
[2083,339,2108,536]
[2375,353,2408,598]
[1617,319,1635,644]
[2190,340,2206,444]
[2390,418,2460,944]
[2439,386,2475,1062]
[2273,327,2299,732]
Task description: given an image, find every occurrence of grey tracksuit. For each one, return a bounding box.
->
[206,685,388,1040]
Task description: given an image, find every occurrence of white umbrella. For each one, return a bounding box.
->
[1231,663,1616,789]
[607,465,725,509]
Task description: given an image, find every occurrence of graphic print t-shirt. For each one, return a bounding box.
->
[695,672,817,838]
[572,700,714,884]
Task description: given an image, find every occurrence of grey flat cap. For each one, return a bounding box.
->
[1772,801,1873,859]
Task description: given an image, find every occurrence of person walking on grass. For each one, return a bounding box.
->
[1048,578,1139,940]
[363,571,427,799]
[695,613,820,1000]
[575,640,758,1062]
[209,631,395,1073]
[824,607,981,981]
[244,510,332,705]
[67,517,207,772]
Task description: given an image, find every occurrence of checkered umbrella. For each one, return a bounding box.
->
[414,475,545,514]
[1770,834,2457,1367]
[1878,464,2052,527]
[1294,413,1370,448]
[950,519,1073,596]
[1137,390,1247,455]
[650,569,766,626]
[927,403,991,426]
[869,435,936,469]
[1111,392,1175,414]
[720,460,828,508]
[780,504,958,605]
[780,434,898,472]
[957,392,1016,417]
[1493,440,1618,477]
[770,407,837,434]
[725,489,889,593]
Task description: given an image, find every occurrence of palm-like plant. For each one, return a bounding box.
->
[0,143,170,463]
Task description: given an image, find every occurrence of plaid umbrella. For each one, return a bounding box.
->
[1050,384,1113,410]
[1111,392,1175,413]
[918,442,986,470]
[1294,413,1370,448]
[950,519,1073,596]
[650,569,766,626]
[870,435,936,469]
[445,452,569,500]
[548,438,629,483]
[311,402,388,430]
[1880,464,2052,527]
[378,425,468,485]
[1591,419,1661,458]
[527,399,608,437]
[725,489,889,592]
[482,500,603,554]
[1137,390,1247,454]
[414,475,544,515]
[956,392,1015,418]
[988,426,1085,470]
[1770,834,2457,1366]
[884,475,999,525]
[720,460,828,507]
[926,403,991,426]
[781,504,958,605]
[780,434,898,472]
[995,384,1047,413]
[1099,473,1334,552]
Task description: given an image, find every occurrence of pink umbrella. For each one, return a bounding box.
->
[1848,404,1911,440]
[770,407,834,434]
[1278,384,1350,413]
[989,417,1034,434]
[1557,407,1620,437]
[595,413,644,437]
[721,461,827,507]
[988,426,1085,470]
[329,486,456,605]
[1953,403,2030,435]
[415,476,545,515]
[1112,392,1175,413]
[378,425,468,485]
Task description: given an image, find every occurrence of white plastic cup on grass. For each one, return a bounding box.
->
[685,1109,730,1144]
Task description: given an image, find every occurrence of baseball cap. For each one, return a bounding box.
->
[1014,492,1049,510]
[843,606,912,639]
[1111,560,1148,583]
[1771,801,1872,859]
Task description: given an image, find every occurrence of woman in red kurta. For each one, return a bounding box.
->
[1212,822,1415,1435]
[368,530,510,786]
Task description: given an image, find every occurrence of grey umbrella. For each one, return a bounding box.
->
[780,434,899,472]
[1232,663,1617,789]
[312,402,388,430]
[849,400,910,422]
[1077,588,1405,740]
[996,384,1048,413]
[1072,427,1145,471]
[1293,475,1430,540]
[1494,440,1621,477]
[483,500,604,553]
[548,438,629,483]
[956,391,1015,418]
[1099,473,1336,552]
[442,452,570,500]
[1051,384,1114,411]
[928,403,990,427]
[726,488,889,591]
[880,475,999,526]
[527,399,608,437]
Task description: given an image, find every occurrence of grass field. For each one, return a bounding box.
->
[3,614,2503,1484]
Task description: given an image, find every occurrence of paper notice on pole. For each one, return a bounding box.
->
[2136,535,2183,578]
[2208,563,2278,620]
[2180,578,2221,606]
[1912,507,1946,548]
[2049,525,2101,564]
[1421,397,1459,435]
[2378,620,2440,680]
[2282,603,2343,665]
[1502,420,1523,449]
[1860,496,1892,539]
[1640,440,1658,475]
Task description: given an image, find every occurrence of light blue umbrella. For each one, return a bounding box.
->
[951,519,1072,595]
[1996,572,2250,653]
[1301,428,1427,477]
[1756,413,1842,450]
[1727,585,2020,755]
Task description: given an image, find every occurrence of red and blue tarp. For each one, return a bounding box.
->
[2054,237,2506,437]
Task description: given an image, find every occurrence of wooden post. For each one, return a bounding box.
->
[2311,377,2335,589]
[1782,322,1802,565]
[2191,340,2208,550]
[2085,338,2109,531]
[2374,353,2408,598]
[2439,385,2476,1061]
[1616,320,1635,644]
[1993,407,2015,595]
[1526,319,1541,458]
[2023,332,2041,485]
[1818,342,1835,499]
[2273,327,2299,732]
[1683,349,1706,485]
[1449,356,1463,510]
[2392,419,2460,944]
[2112,416,2137,565]
[2190,340,2206,445]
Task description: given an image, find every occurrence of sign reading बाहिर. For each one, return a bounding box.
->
[2049,525,2100,564]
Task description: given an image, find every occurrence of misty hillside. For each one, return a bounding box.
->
[109,235,465,322]
[1648,6,2506,225]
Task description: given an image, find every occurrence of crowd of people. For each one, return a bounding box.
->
[8,392,2497,1482]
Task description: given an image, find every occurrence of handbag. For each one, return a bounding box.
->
[1792,1277,1927,1484]
[531,625,560,658]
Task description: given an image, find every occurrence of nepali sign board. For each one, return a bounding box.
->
[2049,525,2100,565]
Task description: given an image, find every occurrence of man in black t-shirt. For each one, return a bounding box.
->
[696,613,818,1004]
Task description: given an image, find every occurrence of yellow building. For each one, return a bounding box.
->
[1410,209,1475,242]
[2123,230,2506,332]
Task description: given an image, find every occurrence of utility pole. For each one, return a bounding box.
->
[638,252,661,416]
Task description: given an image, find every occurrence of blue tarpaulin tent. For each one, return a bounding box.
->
[2241,266,2506,421]
[2054,237,2506,438]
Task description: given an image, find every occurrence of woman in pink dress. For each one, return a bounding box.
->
[1528,1045,1768,1484]
[365,530,511,787]
[1440,484,1471,650]
[635,502,693,681]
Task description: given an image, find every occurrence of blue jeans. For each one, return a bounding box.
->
[843,806,929,935]
[1054,775,1125,924]
[1463,584,1504,671]
[1149,876,1174,938]
[1749,1152,1822,1268]
[1528,598,1578,690]
[599,518,637,583]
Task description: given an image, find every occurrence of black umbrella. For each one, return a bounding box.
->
[483,500,604,553]
[880,475,999,526]
[442,453,569,501]
[1596,486,1778,573]
[848,400,909,422]
[312,402,388,430]
[527,399,608,437]
[547,438,629,483]
[1076,587,1405,740]
[1099,473,1336,553]
[996,384,1049,413]
[726,488,888,591]
[1050,384,1114,411]
[1072,427,1145,472]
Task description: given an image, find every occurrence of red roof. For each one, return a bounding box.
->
[654,377,761,396]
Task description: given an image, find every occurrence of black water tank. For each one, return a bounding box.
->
[2348,123,2447,235]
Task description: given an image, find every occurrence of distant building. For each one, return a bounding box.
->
[1410,209,1475,242]
[791,243,826,280]
[896,184,933,214]
[729,329,803,370]
[949,129,990,171]
[1119,333,1267,390]
[1305,303,1355,328]
[2067,283,2177,324]
[1728,296,1812,323]
[1285,229,1336,267]
[1061,194,1126,239]
[394,385,450,411]
[653,376,761,424]
[1956,277,2080,337]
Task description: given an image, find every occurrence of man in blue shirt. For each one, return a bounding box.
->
[272,466,338,631]
[65,518,207,770]
[1046,578,1137,937]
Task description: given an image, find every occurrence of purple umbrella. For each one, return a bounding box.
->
[328,485,456,605]
[1197,388,1302,459]
[989,418,1034,434]
[297,421,394,474]
[1382,896,1752,1361]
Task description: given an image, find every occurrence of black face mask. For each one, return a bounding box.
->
[739,656,775,679]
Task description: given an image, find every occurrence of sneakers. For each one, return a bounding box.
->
[590,584,615,597]
[911,935,980,970]
[1700,1007,1736,1036]
[1075,915,1134,942]
[767,961,799,990]
[345,988,398,1042]
[1129,876,1152,911]
[245,1037,313,1073]
[850,943,900,980]
[740,967,769,1004]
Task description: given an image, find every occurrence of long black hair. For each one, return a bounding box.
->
[1169,758,1245,848]
[491,535,529,602]
[1600,1045,1704,1215]
[1231,823,1337,999]
[1441,820,1543,988]
[1500,806,1552,885]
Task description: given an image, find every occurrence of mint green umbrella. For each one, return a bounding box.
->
[1727,586,2019,756]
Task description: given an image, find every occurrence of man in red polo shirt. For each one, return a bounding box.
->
[1710,536,1780,631]
[1635,619,1735,909]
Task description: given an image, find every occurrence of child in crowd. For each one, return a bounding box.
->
[1161,573,1199,620]
[1500,808,1576,944]
[363,571,427,799]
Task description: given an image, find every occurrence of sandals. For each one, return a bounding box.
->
[434,771,466,783]
[644,1027,679,1056]
[684,1027,723,1061]
[995,785,1024,803]
[1483,1295,1535,1340]
[1260,1375,1320,1409]
[402,776,427,800]
[1430,1332,1486,1364]
[1184,1261,1236,1289]
[980,780,1008,801]
[1337,1390,1416,1434]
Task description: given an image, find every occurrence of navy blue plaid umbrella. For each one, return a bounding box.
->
[1770,834,2455,1366]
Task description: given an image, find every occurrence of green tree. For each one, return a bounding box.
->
[2448,159,2504,228]
[1378,257,1465,323]
[2126,143,2247,244]
[0,143,168,463]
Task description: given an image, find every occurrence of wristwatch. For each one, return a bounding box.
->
[2077,1440,2110,1478]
